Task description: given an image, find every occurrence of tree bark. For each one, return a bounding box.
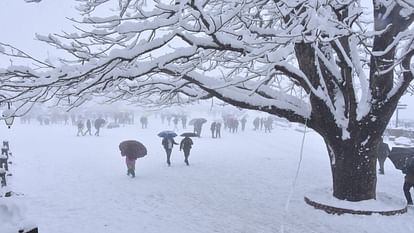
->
[326,138,378,201]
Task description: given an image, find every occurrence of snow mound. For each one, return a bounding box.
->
[0,196,35,233]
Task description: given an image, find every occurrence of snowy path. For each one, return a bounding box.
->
[2,119,414,233]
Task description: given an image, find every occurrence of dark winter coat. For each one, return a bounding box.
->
[210,122,216,131]
[162,138,178,150]
[180,137,193,151]
[405,170,414,184]
[377,142,390,161]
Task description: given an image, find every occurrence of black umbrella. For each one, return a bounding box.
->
[95,118,106,128]
[119,140,147,159]
[180,132,198,137]
[189,118,207,125]
[388,147,414,171]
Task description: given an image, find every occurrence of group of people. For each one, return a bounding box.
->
[253,117,274,132]
[161,136,193,166]
[119,135,194,178]
[161,114,188,129]
[209,122,222,138]
[76,118,106,136]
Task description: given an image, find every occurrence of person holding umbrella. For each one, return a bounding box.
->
[159,131,178,166]
[119,140,147,178]
[94,118,106,136]
[180,133,197,165]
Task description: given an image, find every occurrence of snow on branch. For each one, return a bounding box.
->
[1,0,414,130]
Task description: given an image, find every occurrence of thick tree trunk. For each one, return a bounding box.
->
[326,139,378,201]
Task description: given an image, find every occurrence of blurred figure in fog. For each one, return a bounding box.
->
[94,118,106,136]
[83,119,92,136]
[140,116,148,129]
[161,114,166,124]
[37,115,43,125]
[181,115,187,129]
[215,122,221,138]
[173,116,179,130]
[193,121,205,137]
[71,114,76,125]
[253,117,260,130]
[240,117,247,131]
[264,117,273,133]
[76,119,84,136]
[260,118,265,130]
[210,122,216,138]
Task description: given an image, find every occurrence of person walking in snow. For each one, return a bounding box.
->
[162,137,178,166]
[403,160,414,205]
[253,117,260,130]
[119,140,147,178]
[173,117,179,130]
[240,117,247,131]
[210,122,217,138]
[94,118,105,136]
[193,122,203,137]
[83,119,92,136]
[181,115,187,129]
[140,116,148,129]
[180,136,193,166]
[76,119,84,136]
[215,122,222,138]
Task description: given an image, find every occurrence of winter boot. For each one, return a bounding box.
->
[130,169,135,178]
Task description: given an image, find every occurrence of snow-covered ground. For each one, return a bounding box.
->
[1,115,413,233]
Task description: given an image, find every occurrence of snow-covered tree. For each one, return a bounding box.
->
[1,0,414,201]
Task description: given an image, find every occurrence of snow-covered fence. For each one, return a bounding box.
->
[0,165,6,187]
[0,141,39,233]
[1,148,9,171]
[0,141,11,188]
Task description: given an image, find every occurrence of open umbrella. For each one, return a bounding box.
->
[95,118,106,128]
[158,130,178,138]
[189,118,207,125]
[388,147,414,171]
[180,132,198,137]
[119,140,147,159]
